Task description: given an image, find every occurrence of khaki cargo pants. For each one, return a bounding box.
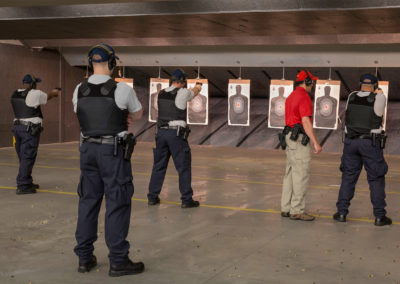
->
[281,133,311,214]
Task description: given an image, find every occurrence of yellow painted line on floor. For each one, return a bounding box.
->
[4,152,400,183]
[0,186,398,225]
[2,162,400,195]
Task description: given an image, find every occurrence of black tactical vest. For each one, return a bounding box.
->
[11,89,43,119]
[76,79,128,137]
[157,88,187,126]
[345,91,383,136]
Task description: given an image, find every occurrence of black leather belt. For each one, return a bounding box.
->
[14,120,38,126]
[347,134,372,140]
[83,136,122,145]
[159,126,180,130]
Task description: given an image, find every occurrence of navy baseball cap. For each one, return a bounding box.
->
[170,69,188,81]
[360,74,378,85]
[88,43,119,63]
[22,74,41,84]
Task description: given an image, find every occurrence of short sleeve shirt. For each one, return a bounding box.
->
[285,86,313,127]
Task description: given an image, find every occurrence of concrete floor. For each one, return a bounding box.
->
[0,142,400,284]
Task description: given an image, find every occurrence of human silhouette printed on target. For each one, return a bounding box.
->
[150,83,162,121]
[188,92,207,124]
[229,85,249,125]
[315,85,338,128]
[269,86,287,128]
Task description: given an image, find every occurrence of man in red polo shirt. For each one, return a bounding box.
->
[281,70,322,221]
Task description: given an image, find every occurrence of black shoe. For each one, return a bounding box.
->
[16,185,37,195]
[148,197,160,206]
[181,200,200,208]
[78,255,97,273]
[281,212,290,218]
[333,212,347,222]
[375,216,392,226]
[109,259,145,277]
[32,183,40,189]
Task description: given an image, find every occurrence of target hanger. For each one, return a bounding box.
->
[327,61,332,80]
[280,61,285,80]
[122,66,126,78]
[236,60,242,79]
[155,60,161,79]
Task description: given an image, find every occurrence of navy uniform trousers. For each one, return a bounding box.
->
[148,129,193,203]
[74,142,134,265]
[12,124,40,189]
[336,137,388,217]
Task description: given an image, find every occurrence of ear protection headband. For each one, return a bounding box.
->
[26,74,37,89]
[303,70,313,86]
[87,44,117,71]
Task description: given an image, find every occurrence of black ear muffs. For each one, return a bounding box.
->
[304,70,313,86]
[28,74,37,89]
[87,44,116,71]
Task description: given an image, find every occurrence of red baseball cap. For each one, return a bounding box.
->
[296,70,319,82]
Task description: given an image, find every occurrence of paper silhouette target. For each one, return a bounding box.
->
[378,81,389,130]
[228,79,250,126]
[313,80,340,130]
[187,79,209,125]
[268,80,294,129]
[149,78,169,123]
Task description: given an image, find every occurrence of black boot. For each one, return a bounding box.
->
[78,255,97,273]
[375,216,392,226]
[181,200,200,208]
[32,183,40,189]
[148,197,160,206]
[109,259,145,277]
[16,184,37,195]
[333,212,346,222]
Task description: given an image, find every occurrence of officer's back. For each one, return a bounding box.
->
[333,73,391,226]
[72,44,145,277]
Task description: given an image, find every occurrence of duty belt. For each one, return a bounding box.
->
[159,126,180,130]
[14,120,40,126]
[83,136,123,145]
[346,134,372,140]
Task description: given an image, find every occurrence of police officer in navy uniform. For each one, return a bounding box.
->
[147,69,202,208]
[333,74,391,226]
[72,44,145,276]
[11,74,59,194]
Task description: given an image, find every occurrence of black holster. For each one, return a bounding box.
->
[289,124,310,146]
[123,133,137,160]
[27,123,43,136]
[177,126,191,141]
[374,132,387,149]
[278,126,291,150]
[290,124,301,141]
